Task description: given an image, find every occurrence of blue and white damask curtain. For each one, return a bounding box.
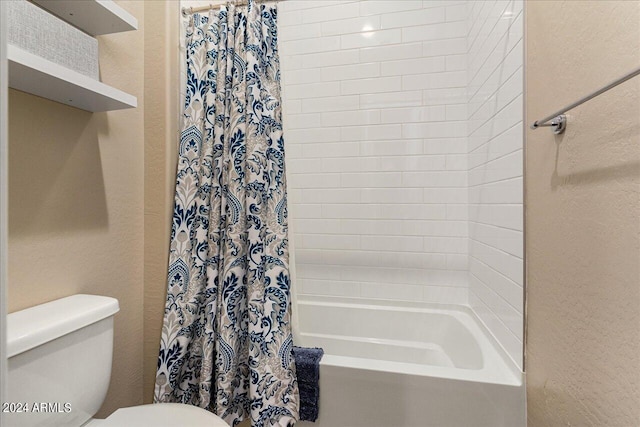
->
[154,2,299,426]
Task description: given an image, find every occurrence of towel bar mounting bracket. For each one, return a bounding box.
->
[531,115,566,134]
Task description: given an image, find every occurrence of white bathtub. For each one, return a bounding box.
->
[294,297,525,427]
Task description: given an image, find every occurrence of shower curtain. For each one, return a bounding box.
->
[154,2,299,426]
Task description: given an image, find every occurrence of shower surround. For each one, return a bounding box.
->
[175,0,525,425]
[280,0,523,370]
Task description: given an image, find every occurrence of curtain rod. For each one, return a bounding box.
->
[181,1,277,17]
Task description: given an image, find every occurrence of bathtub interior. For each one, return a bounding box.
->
[292,298,526,427]
[293,296,522,387]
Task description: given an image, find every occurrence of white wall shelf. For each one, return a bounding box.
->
[31,0,138,36]
[8,45,137,112]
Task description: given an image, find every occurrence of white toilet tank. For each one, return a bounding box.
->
[7,294,120,427]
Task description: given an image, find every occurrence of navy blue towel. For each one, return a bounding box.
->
[292,346,324,422]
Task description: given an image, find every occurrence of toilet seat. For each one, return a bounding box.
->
[85,403,229,427]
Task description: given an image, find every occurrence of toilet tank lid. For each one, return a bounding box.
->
[7,294,120,358]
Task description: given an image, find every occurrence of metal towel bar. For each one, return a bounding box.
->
[531,66,640,134]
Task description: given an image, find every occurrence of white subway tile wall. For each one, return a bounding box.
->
[466,0,524,369]
[279,0,471,307]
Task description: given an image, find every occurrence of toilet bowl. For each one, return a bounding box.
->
[7,294,228,427]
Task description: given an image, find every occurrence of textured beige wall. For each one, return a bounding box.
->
[7,1,145,418]
[526,1,640,426]
[143,0,180,404]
